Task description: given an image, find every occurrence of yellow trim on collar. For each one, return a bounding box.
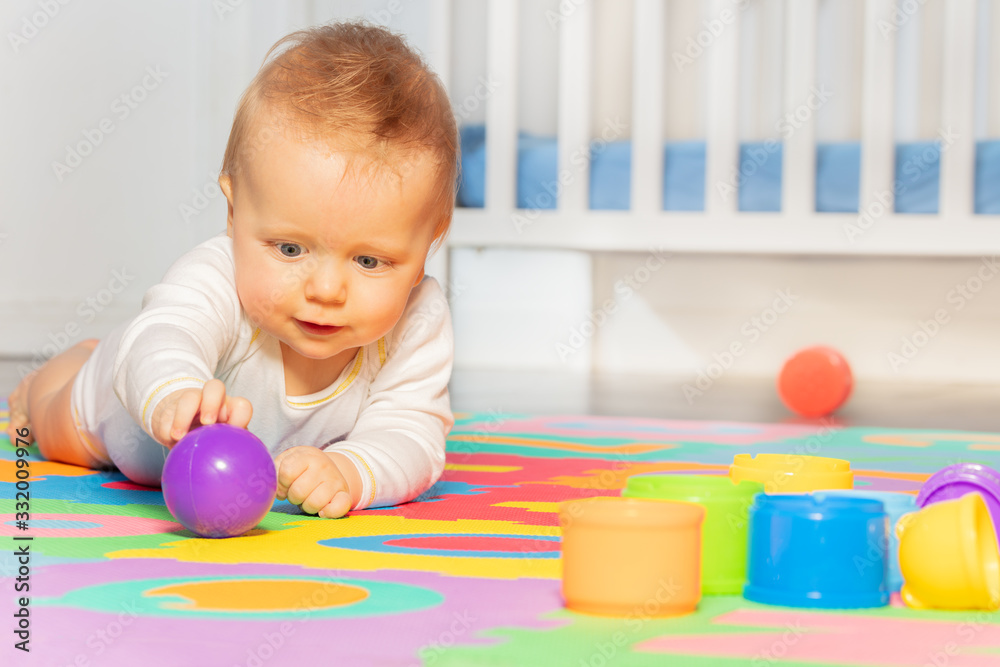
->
[286,349,364,408]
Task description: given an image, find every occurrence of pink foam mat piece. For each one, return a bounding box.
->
[637,609,1000,666]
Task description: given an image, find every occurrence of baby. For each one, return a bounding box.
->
[7,22,459,520]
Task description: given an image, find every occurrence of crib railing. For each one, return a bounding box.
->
[436,0,994,266]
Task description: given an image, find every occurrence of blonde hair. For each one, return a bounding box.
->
[221,22,459,247]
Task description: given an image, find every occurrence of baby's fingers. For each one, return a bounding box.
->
[298,481,337,515]
[219,395,252,429]
[273,448,308,500]
[319,491,352,519]
[197,379,227,425]
[169,390,203,443]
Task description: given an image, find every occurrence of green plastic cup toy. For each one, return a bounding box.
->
[622,474,764,594]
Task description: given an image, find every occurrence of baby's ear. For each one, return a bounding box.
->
[219,174,235,236]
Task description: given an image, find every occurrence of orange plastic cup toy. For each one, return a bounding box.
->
[778,346,853,418]
[622,474,764,595]
[559,497,705,617]
[730,453,854,494]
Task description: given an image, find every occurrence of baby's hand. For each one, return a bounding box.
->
[274,447,358,519]
[151,379,253,447]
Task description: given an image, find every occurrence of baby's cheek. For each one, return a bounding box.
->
[235,278,278,324]
[369,296,411,339]
[253,289,285,323]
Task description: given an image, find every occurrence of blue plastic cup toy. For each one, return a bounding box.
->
[744,493,890,608]
[820,490,916,592]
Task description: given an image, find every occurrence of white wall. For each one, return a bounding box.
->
[3,0,219,365]
[591,253,1000,383]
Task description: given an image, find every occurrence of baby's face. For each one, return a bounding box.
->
[220,131,440,362]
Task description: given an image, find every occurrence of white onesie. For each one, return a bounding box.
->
[69,231,454,510]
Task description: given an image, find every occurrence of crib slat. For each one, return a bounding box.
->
[704,0,741,215]
[993,3,1000,138]
[939,0,977,218]
[485,0,518,212]
[557,0,592,213]
[631,0,664,214]
[782,0,818,216]
[423,0,452,289]
[427,0,452,96]
[859,0,896,219]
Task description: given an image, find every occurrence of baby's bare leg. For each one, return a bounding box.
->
[7,339,106,468]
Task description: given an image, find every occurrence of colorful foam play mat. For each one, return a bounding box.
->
[3,398,1000,666]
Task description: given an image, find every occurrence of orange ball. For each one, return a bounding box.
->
[777,346,853,418]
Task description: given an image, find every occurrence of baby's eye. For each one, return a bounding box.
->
[355,256,383,270]
[276,243,303,258]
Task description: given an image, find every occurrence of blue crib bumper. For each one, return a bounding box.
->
[456,124,1000,214]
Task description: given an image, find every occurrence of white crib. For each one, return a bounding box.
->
[426,0,997,293]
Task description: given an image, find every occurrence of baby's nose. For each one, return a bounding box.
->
[304,263,347,303]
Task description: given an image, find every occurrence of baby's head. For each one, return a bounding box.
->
[217,22,459,361]
[220,21,458,244]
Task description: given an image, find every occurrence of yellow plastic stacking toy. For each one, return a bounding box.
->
[729,453,853,493]
[559,497,705,617]
[897,492,1000,610]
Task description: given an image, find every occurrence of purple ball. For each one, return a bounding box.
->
[162,423,277,538]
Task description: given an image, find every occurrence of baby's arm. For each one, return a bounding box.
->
[114,237,249,446]
[323,279,454,511]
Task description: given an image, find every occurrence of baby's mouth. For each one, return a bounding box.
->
[295,319,343,336]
